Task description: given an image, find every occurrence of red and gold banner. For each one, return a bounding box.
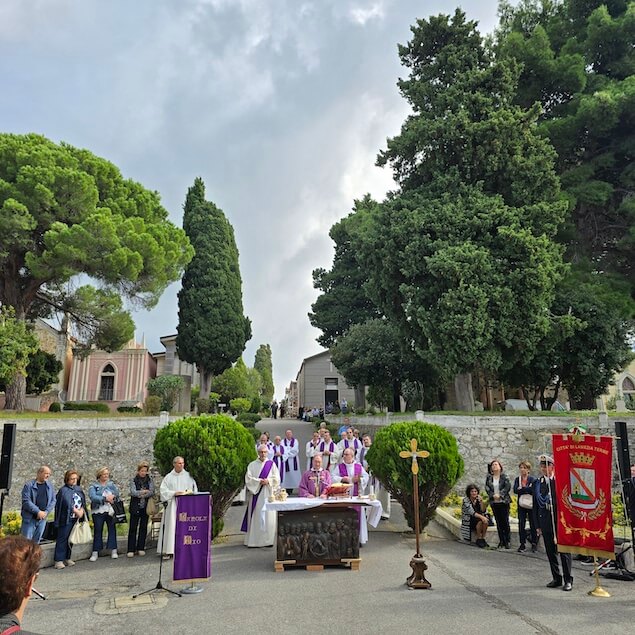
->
[553,433,614,559]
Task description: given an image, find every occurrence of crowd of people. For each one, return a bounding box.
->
[17,457,195,570]
[241,426,391,548]
[461,455,576,591]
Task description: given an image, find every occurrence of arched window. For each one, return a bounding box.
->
[99,364,115,401]
[622,376,635,410]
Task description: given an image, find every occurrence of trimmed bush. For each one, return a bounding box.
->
[48,402,61,412]
[144,395,162,416]
[154,414,256,538]
[147,375,184,411]
[248,427,262,442]
[366,421,464,533]
[117,405,141,413]
[196,397,210,414]
[63,401,110,412]
[229,397,251,414]
[236,412,261,425]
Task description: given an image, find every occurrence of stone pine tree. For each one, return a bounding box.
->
[0,133,193,410]
[176,178,252,398]
[253,344,274,403]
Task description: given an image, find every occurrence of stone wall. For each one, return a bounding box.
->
[1,414,634,512]
[1,417,166,511]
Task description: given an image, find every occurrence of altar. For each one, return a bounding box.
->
[262,497,383,571]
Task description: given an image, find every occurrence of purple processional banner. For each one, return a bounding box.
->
[174,493,212,582]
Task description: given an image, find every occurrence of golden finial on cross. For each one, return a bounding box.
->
[399,438,430,475]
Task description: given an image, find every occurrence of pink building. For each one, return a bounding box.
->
[66,339,156,410]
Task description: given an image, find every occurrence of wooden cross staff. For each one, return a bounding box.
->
[399,438,430,557]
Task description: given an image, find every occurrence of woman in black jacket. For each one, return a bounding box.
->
[485,459,512,549]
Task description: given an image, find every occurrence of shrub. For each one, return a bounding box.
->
[230,397,251,414]
[147,375,184,411]
[250,396,261,413]
[63,401,110,412]
[0,511,22,536]
[196,397,210,414]
[236,412,261,425]
[154,414,255,538]
[117,405,141,413]
[366,421,464,533]
[248,427,262,442]
[144,395,162,416]
[48,402,61,412]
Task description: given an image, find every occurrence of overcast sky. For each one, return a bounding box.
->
[1,0,502,400]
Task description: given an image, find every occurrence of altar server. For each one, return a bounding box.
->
[282,430,301,493]
[306,431,321,469]
[242,445,280,547]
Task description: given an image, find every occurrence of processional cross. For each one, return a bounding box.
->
[399,438,431,589]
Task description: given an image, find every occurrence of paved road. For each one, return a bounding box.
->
[21,418,634,635]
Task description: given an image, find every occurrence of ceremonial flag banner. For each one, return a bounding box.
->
[174,493,212,583]
[553,434,615,559]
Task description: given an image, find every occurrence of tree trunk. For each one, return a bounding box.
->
[199,368,212,400]
[451,373,474,411]
[392,381,401,413]
[5,372,27,411]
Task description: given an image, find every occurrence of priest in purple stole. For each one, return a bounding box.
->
[242,445,280,547]
[298,454,331,498]
[333,448,370,543]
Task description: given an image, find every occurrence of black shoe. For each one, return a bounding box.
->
[476,539,485,548]
[504,543,511,549]
[517,544,526,552]
[546,579,562,588]
[563,581,573,592]
[483,541,490,548]
[531,544,537,553]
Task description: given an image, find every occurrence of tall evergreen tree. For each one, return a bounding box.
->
[253,344,274,402]
[177,178,251,398]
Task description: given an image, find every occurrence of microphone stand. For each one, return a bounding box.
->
[133,501,181,598]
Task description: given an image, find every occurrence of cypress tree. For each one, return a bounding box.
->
[176,178,251,397]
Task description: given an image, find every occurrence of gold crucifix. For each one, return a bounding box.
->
[399,438,431,589]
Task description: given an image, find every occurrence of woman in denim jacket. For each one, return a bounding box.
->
[88,467,121,561]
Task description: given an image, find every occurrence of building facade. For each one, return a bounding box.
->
[295,350,358,414]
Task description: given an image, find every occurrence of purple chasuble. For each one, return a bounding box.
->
[241,460,273,533]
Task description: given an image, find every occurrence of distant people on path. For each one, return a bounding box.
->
[485,459,512,549]
[513,461,538,552]
[282,429,300,494]
[298,453,331,498]
[535,454,573,591]
[270,400,278,419]
[127,461,155,558]
[461,483,490,547]
[158,456,198,560]
[0,536,43,635]
[20,466,55,544]
[53,469,86,569]
[279,402,286,418]
[340,398,348,414]
[242,445,280,547]
[88,467,121,562]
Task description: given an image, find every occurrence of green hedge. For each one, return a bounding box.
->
[63,401,110,412]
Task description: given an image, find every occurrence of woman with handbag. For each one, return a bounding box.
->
[513,460,538,552]
[127,461,155,558]
[88,467,121,562]
[485,459,512,549]
[53,469,87,570]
